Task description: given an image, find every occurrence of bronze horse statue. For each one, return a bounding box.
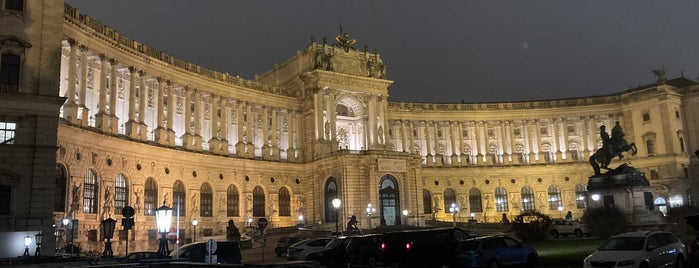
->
[590,141,637,175]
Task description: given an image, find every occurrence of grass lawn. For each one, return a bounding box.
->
[529,238,605,268]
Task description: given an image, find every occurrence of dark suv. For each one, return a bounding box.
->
[170,241,242,264]
[305,236,352,267]
[346,234,384,266]
[380,227,472,268]
[275,236,302,257]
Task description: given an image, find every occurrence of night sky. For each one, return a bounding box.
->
[65,0,699,103]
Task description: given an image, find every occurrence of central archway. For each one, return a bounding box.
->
[324,177,338,223]
[379,174,401,225]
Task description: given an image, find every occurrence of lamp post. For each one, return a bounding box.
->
[332,198,341,236]
[23,235,31,256]
[366,204,376,229]
[298,215,304,226]
[62,218,73,256]
[191,219,198,243]
[402,210,409,225]
[34,232,42,256]
[470,212,476,222]
[591,194,600,208]
[155,205,173,256]
[449,203,459,227]
[247,218,253,228]
[100,218,116,257]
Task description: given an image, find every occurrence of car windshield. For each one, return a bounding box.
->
[598,237,645,251]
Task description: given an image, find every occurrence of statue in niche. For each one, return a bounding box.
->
[69,183,82,217]
[191,193,198,212]
[102,186,113,219]
[377,126,384,144]
[325,121,331,140]
[163,192,169,206]
[133,189,142,214]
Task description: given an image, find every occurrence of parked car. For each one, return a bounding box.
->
[305,236,352,267]
[550,219,590,238]
[686,214,699,266]
[454,235,537,268]
[346,234,384,266]
[583,231,687,268]
[170,241,242,264]
[126,251,168,263]
[275,236,303,257]
[380,227,473,268]
[286,237,333,261]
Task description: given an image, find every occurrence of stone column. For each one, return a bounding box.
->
[295,111,304,161]
[458,121,465,165]
[531,120,540,162]
[261,105,270,157]
[287,110,296,159]
[245,102,254,156]
[125,67,139,139]
[448,121,459,166]
[381,96,390,146]
[425,121,434,165]
[154,78,168,144]
[560,118,570,161]
[235,101,245,155]
[208,95,220,153]
[193,90,203,151]
[64,39,79,123]
[95,54,110,131]
[109,59,120,133]
[477,121,487,165]
[328,91,336,144]
[78,45,90,127]
[434,121,442,166]
[408,121,415,154]
[166,82,176,145]
[182,87,195,150]
[522,120,531,164]
[368,95,377,148]
[271,108,280,159]
[137,71,148,140]
[220,98,229,155]
[496,121,505,164]
[401,120,408,152]
[313,93,322,141]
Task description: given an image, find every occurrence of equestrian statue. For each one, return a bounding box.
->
[589,121,637,175]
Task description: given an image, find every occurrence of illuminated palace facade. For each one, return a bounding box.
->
[2,1,699,256]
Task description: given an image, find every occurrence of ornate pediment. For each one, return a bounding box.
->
[0,35,32,48]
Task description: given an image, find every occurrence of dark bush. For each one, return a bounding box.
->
[511,211,552,242]
[582,207,629,238]
[62,243,82,255]
[666,205,699,237]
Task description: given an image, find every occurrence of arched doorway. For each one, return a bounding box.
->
[54,164,68,212]
[379,174,400,225]
[654,197,667,216]
[324,177,338,223]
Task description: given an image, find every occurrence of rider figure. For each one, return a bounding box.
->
[599,125,611,168]
[610,121,625,159]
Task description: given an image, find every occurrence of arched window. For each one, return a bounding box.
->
[422,189,432,214]
[114,174,129,213]
[253,186,265,217]
[173,181,186,217]
[548,185,562,210]
[200,183,213,217]
[54,164,67,212]
[655,197,667,216]
[575,184,587,209]
[144,177,157,216]
[521,186,535,212]
[469,188,482,213]
[83,169,99,214]
[443,188,456,210]
[279,187,291,216]
[495,187,508,212]
[324,178,338,223]
[227,185,239,217]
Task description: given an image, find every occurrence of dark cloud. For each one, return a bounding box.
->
[66,0,699,103]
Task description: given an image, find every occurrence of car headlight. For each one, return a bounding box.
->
[617,260,635,266]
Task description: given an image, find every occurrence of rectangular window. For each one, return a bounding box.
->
[0,53,20,90]
[487,129,494,137]
[646,139,655,155]
[437,129,443,138]
[5,0,23,12]
[675,110,680,119]
[388,128,394,138]
[642,113,651,121]
[462,129,468,137]
[540,127,548,135]
[513,128,521,137]
[567,125,576,134]
[0,121,16,144]
[200,192,212,217]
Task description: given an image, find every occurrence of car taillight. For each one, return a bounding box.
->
[381,242,386,251]
[405,242,411,251]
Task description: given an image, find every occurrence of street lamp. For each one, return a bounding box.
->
[62,218,73,256]
[34,232,43,256]
[23,235,31,256]
[100,217,116,257]
[191,219,198,243]
[470,212,476,222]
[155,205,173,256]
[449,203,459,227]
[332,198,341,236]
[298,215,304,225]
[402,210,409,225]
[366,204,376,229]
[247,218,253,228]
